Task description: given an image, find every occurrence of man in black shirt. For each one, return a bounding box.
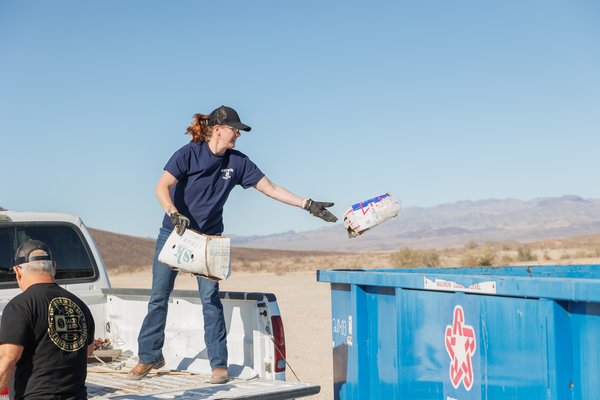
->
[0,240,95,399]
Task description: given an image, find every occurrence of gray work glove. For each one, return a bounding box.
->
[169,212,190,236]
[304,199,338,223]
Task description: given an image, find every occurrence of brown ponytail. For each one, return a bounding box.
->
[186,113,214,143]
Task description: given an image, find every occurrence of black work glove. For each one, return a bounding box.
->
[169,212,190,236]
[304,199,338,222]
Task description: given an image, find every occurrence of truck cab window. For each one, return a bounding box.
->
[0,224,97,284]
[0,227,13,275]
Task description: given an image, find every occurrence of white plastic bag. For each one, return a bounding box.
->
[158,229,231,281]
[343,193,401,238]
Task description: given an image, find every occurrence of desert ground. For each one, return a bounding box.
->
[109,270,335,400]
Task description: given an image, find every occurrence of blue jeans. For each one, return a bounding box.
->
[137,227,228,369]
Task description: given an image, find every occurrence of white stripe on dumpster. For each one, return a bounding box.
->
[424,277,497,294]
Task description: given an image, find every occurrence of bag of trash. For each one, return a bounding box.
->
[343,193,401,238]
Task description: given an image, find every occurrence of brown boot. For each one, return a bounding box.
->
[210,367,229,384]
[127,360,166,380]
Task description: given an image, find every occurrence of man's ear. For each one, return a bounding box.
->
[13,266,22,281]
[52,261,57,276]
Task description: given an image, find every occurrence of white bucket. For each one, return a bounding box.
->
[158,229,231,280]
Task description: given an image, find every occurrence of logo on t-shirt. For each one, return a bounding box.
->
[221,168,234,180]
[47,297,88,352]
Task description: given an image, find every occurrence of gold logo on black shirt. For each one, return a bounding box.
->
[47,297,88,352]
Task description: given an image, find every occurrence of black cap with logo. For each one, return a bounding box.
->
[14,240,53,266]
[207,105,252,132]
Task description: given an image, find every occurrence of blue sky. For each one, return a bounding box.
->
[1,1,599,238]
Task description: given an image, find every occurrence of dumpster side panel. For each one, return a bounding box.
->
[331,283,376,399]
[397,289,448,397]
[570,301,600,399]
[478,296,549,398]
[364,286,398,399]
[330,284,401,399]
[322,266,600,399]
[397,290,550,399]
[331,283,353,400]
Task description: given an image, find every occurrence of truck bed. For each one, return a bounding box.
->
[87,360,319,399]
[83,289,320,399]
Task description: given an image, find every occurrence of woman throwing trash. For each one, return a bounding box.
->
[128,105,337,384]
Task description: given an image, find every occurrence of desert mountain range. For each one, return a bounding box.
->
[230,195,600,252]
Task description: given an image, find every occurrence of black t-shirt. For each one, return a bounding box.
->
[0,283,95,400]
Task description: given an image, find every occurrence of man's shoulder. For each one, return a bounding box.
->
[10,283,55,302]
[28,282,63,296]
[29,284,90,311]
[5,289,30,309]
[52,286,91,309]
[1,285,43,320]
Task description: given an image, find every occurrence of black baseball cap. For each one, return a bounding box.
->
[14,240,53,266]
[207,105,252,132]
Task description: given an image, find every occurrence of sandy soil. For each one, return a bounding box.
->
[109,270,333,400]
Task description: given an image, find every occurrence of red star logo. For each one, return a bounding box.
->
[445,305,476,390]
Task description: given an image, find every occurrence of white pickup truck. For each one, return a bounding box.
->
[0,211,320,399]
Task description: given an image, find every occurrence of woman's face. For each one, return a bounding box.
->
[218,125,241,149]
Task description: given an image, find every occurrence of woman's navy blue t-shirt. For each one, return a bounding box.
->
[161,142,265,235]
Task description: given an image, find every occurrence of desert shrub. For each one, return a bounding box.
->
[390,248,440,268]
[517,245,536,262]
[499,254,515,264]
[464,241,478,250]
[461,247,496,267]
[574,250,596,259]
[238,261,251,271]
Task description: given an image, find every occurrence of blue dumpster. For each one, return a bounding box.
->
[317,265,600,400]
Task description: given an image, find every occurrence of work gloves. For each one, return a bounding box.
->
[304,199,338,223]
[169,212,190,235]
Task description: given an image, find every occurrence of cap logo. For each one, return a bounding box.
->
[207,106,228,125]
[217,107,227,123]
